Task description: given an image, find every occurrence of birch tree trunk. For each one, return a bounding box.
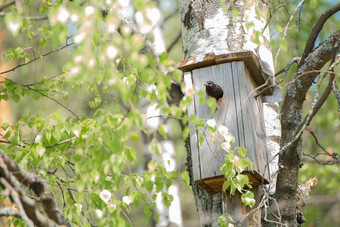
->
[179,1,280,225]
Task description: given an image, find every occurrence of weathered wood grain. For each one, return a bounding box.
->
[235,61,269,180]
[184,71,201,181]
[244,65,270,180]
[184,59,270,193]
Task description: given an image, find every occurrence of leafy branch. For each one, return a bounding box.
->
[0,39,73,76]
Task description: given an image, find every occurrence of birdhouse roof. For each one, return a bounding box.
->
[178,51,273,95]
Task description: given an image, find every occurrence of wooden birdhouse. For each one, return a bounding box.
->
[179,51,272,194]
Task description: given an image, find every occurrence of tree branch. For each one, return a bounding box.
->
[0,1,15,11]
[166,31,181,53]
[0,12,48,20]
[298,3,340,69]
[0,40,73,76]
[0,179,34,227]
[0,207,21,217]
[275,57,301,79]
[0,151,70,226]
[305,128,338,160]
[114,10,157,58]
[302,154,340,165]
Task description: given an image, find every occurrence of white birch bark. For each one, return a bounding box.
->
[179,0,280,224]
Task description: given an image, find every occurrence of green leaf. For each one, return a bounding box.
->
[162,192,173,208]
[39,38,48,48]
[44,127,52,142]
[144,180,154,193]
[232,8,239,18]
[39,5,48,14]
[198,90,206,104]
[124,147,136,163]
[2,123,9,131]
[182,126,190,140]
[207,97,217,114]
[155,177,164,192]
[143,203,152,221]
[12,94,20,103]
[158,124,168,139]
[238,147,246,158]
[189,114,197,124]
[199,131,204,146]
[241,191,255,207]
[159,52,168,63]
[172,69,182,83]
[222,180,230,191]
[180,171,190,185]
[218,215,227,227]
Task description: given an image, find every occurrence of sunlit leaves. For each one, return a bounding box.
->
[241,191,255,208]
[4,47,30,62]
[180,171,190,185]
[0,0,188,226]
[207,97,217,114]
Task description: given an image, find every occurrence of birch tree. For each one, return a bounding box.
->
[177,0,340,226]
[0,0,339,226]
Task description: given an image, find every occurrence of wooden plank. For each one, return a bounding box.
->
[237,62,269,181]
[192,66,221,180]
[198,171,267,195]
[244,66,270,181]
[178,53,216,72]
[184,71,201,182]
[235,61,255,172]
[216,52,270,94]
[231,62,246,149]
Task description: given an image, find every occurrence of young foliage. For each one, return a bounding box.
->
[0,0,185,226]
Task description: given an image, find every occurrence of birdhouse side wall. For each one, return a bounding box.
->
[227,61,269,180]
[233,61,269,181]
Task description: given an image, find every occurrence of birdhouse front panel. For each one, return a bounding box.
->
[184,60,269,193]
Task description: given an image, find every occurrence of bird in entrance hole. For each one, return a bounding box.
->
[204,81,224,104]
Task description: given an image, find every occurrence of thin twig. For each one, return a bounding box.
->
[46,137,77,148]
[261,0,289,33]
[202,130,224,166]
[274,57,301,79]
[305,128,338,160]
[0,179,34,227]
[0,41,73,75]
[0,12,48,20]
[163,10,178,22]
[0,0,15,11]
[298,3,340,69]
[166,31,181,53]
[22,84,81,121]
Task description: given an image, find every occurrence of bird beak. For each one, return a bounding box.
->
[204,82,208,86]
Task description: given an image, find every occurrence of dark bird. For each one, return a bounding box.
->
[204,81,224,103]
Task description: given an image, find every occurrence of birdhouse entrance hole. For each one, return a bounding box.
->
[179,51,272,194]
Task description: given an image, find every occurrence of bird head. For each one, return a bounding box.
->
[204,81,214,88]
